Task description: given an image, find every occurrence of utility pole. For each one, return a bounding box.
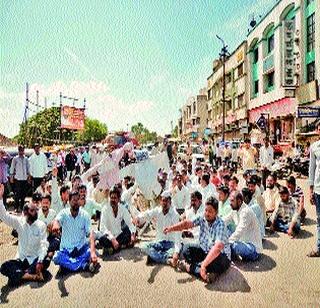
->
[216,35,229,142]
[23,82,29,123]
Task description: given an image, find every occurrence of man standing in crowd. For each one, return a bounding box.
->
[0,148,11,206]
[82,146,91,172]
[65,147,77,181]
[308,122,320,257]
[52,191,99,274]
[10,145,30,212]
[164,196,231,283]
[0,184,50,285]
[259,138,274,189]
[29,143,48,192]
[172,174,190,215]
[240,139,257,173]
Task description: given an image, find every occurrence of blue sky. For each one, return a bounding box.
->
[0,0,275,137]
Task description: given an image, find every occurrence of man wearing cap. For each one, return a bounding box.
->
[29,143,48,193]
[270,186,300,238]
[134,190,181,266]
[10,145,31,212]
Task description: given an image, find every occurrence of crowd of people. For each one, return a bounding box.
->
[0,122,319,287]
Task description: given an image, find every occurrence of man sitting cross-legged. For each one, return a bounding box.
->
[0,184,50,286]
[97,186,136,255]
[163,196,231,283]
[52,190,99,274]
[133,191,181,266]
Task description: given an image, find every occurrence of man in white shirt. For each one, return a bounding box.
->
[263,174,281,224]
[224,191,262,262]
[38,194,60,258]
[29,143,48,192]
[239,139,257,172]
[78,184,102,219]
[172,174,190,215]
[308,122,320,257]
[0,184,49,285]
[134,191,181,266]
[198,173,217,204]
[259,138,274,189]
[51,167,70,213]
[98,186,136,255]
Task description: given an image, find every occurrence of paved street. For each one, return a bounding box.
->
[0,178,319,308]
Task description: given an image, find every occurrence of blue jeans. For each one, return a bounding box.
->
[315,193,320,251]
[274,218,300,234]
[143,240,174,264]
[53,244,91,272]
[231,241,259,262]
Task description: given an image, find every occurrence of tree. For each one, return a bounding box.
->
[131,122,157,144]
[172,125,178,138]
[16,107,107,147]
[76,118,108,143]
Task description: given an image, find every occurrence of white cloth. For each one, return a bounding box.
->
[0,200,48,262]
[263,187,281,212]
[259,145,274,170]
[137,206,181,253]
[309,140,320,194]
[51,176,69,213]
[38,208,57,226]
[198,183,217,204]
[29,152,48,178]
[185,204,204,241]
[224,204,263,253]
[100,202,136,239]
[172,185,190,210]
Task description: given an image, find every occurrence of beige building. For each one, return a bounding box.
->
[207,41,249,141]
[179,89,208,140]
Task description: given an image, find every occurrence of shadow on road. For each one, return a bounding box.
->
[235,254,276,272]
[101,247,144,263]
[147,265,165,284]
[302,218,317,226]
[55,270,97,298]
[205,265,251,293]
[296,229,314,239]
[0,271,52,304]
[263,239,278,251]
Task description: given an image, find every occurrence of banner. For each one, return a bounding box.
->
[61,106,85,130]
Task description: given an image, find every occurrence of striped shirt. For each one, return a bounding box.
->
[56,208,91,251]
[290,186,304,205]
[10,155,30,181]
[271,196,299,224]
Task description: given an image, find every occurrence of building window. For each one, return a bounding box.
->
[226,73,232,84]
[226,100,232,111]
[237,63,244,78]
[307,13,315,52]
[193,102,196,114]
[238,94,244,107]
[267,34,274,54]
[253,47,259,64]
[307,61,315,82]
[267,71,274,89]
[254,80,259,95]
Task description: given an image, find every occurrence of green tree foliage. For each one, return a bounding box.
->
[16,107,107,147]
[76,118,108,143]
[131,122,157,144]
[172,125,178,138]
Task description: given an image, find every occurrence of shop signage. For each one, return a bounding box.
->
[297,106,320,118]
[282,20,295,87]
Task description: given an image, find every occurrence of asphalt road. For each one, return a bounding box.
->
[0,178,319,307]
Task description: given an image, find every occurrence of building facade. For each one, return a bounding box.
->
[207,41,249,141]
[179,89,208,140]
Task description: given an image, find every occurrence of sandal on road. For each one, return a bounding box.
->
[307,250,320,258]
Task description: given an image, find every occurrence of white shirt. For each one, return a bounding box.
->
[100,202,136,239]
[185,204,204,241]
[263,187,281,212]
[138,206,181,253]
[172,185,190,210]
[0,200,48,263]
[259,145,274,170]
[51,176,70,213]
[224,204,263,253]
[29,152,48,178]
[38,208,57,226]
[309,140,320,194]
[198,183,217,204]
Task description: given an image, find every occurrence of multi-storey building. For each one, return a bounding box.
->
[179,89,208,140]
[207,41,249,140]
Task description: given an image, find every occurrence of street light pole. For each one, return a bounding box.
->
[216,35,228,143]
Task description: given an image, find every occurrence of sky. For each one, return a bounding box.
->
[0,0,276,138]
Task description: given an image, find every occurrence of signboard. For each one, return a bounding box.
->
[61,106,85,130]
[256,114,267,130]
[297,106,320,118]
[282,20,295,87]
